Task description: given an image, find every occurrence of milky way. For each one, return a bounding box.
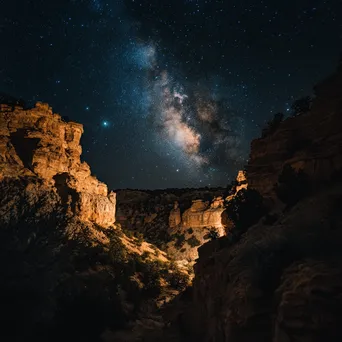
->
[138,43,246,178]
[1,0,341,189]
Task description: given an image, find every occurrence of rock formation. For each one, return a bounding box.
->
[166,181,342,342]
[182,197,225,231]
[165,196,228,263]
[247,65,342,199]
[169,201,181,227]
[226,170,248,201]
[0,102,116,227]
[157,64,342,342]
[0,101,190,341]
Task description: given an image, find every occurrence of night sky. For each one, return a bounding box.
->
[1,0,341,189]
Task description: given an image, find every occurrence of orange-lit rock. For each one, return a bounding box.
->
[226,170,248,201]
[182,197,225,231]
[0,101,116,227]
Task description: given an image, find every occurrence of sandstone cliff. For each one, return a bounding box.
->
[0,101,190,341]
[0,102,115,227]
[247,65,342,199]
[115,174,247,265]
[169,182,342,342]
[181,197,225,230]
[115,188,225,245]
[156,64,342,342]
[166,196,227,263]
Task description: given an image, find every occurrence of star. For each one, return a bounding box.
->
[1,0,341,189]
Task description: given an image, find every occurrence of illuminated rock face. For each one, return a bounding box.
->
[225,170,248,202]
[236,170,248,192]
[0,102,116,227]
[182,197,225,232]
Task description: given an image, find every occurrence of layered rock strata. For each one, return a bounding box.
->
[182,197,225,231]
[247,65,342,198]
[0,101,116,227]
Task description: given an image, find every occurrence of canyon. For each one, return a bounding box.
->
[156,62,342,342]
[1,62,342,342]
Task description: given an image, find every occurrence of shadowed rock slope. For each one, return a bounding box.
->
[247,62,342,200]
[157,64,342,342]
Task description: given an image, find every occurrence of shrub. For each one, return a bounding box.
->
[108,235,128,265]
[166,271,189,291]
[174,233,185,248]
[204,228,219,240]
[225,188,267,234]
[141,251,149,260]
[186,236,201,247]
[274,164,310,207]
[122,228,134,238]
[135,232,144,246]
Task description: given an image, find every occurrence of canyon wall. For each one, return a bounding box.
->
[0,100,191,341]
[175,183,342,342]
[115,188,227,263]
[116,172,248,264]
[0,102,116,227]
[160,64,342,342]
[247,64,342,198]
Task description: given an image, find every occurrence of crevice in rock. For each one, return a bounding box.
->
[10,129,40,171]
[53,173,79,212]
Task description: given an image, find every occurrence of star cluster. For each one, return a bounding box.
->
[0,0,341,189]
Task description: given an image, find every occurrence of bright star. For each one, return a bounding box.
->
[102,121,109,127]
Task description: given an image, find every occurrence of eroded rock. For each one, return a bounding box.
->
[0,102,116,227]
[169,201,181,228]
[247,65,342,199]
[182,197,225,230]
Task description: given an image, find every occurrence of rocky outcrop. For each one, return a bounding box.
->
[156,64,342,342]
[235,170,248,193]
[0,176,189,341]
[0,103,191,341]
[115,188,225,241]
[247,65,342,198]
[169,201,181,228]
[115,173,246,265]
[164,181,342,342]
[226,170,248,201]
[0,102,115,227]
[115,188,228,265]
[166,197,227,263]
[182,197,225,231]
